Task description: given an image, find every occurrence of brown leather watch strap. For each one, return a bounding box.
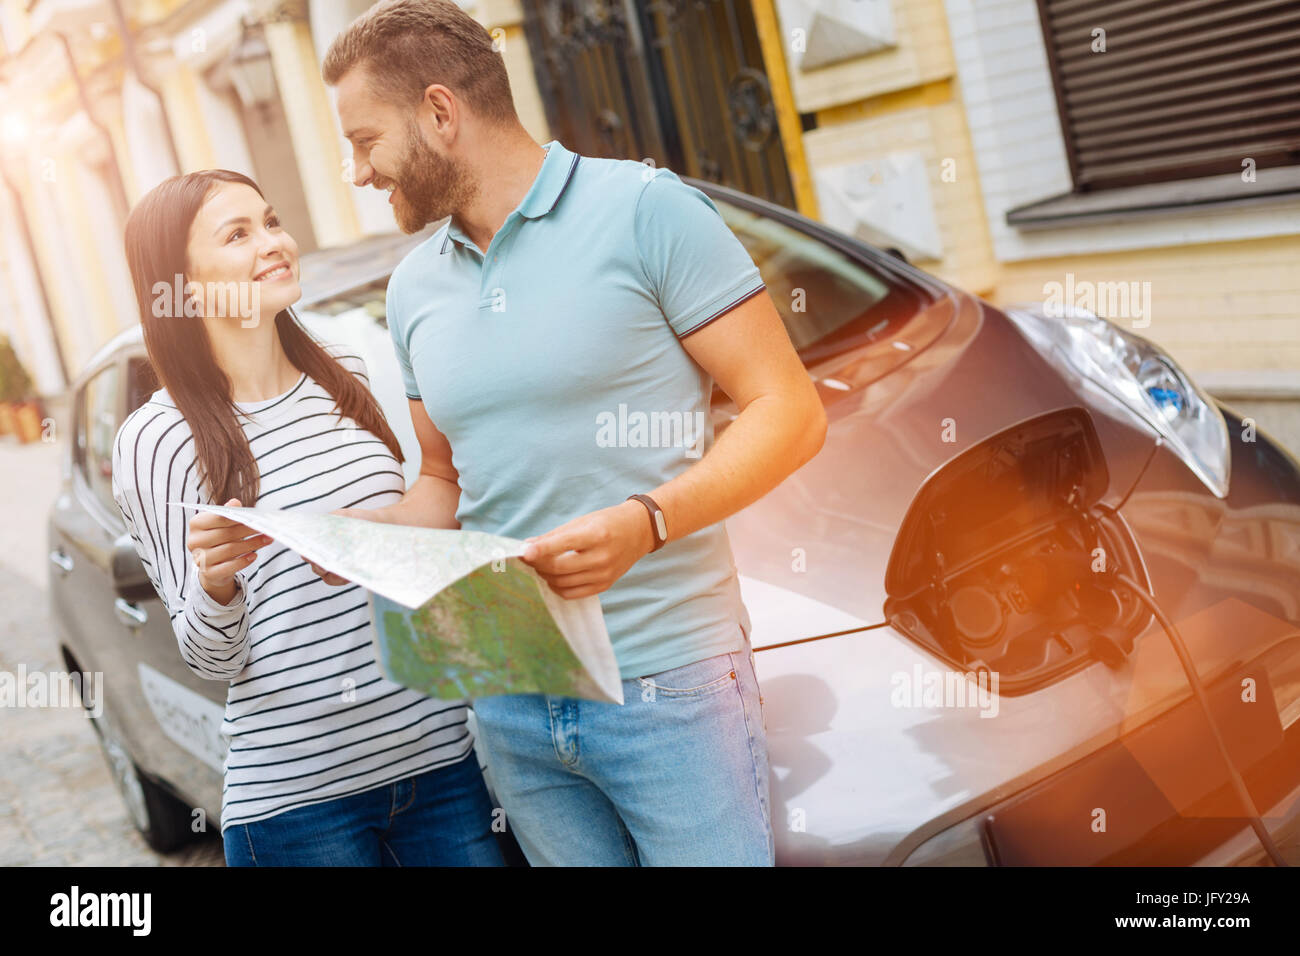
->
[627,493,668,552]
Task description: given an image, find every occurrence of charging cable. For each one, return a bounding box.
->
[1114,571,1289,867]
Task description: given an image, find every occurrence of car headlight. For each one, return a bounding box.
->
[1006,304,1231,498]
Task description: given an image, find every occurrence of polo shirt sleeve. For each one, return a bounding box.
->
[385,272,422,400]
[634,170,766,338]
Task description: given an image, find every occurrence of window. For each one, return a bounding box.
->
[1035,0,1300,191]
[77,364,122,518]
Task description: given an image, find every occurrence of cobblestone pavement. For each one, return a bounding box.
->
[0,435,225,866]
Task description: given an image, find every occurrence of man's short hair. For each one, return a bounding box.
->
[322,0,517,125]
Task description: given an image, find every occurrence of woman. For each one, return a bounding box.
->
[112,169,503,866]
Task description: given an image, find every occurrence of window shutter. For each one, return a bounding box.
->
[1035,0,1300,189]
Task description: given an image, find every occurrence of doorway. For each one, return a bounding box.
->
[522,0,796,208]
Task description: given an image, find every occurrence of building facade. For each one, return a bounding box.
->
[1,0,1296,427]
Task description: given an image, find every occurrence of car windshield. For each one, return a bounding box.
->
[714,199,915,354]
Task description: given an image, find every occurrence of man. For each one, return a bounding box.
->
[321,0,826,866]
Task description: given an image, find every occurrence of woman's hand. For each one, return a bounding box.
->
[187,498,272,604]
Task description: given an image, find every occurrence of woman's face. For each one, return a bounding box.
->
[184,182,301,328]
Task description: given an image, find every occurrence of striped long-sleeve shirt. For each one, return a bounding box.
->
[110,349,475,832]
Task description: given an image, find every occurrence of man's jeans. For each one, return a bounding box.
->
[471,638,774,866]
[222,751,505,866]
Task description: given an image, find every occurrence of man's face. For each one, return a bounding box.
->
[336,67,474,234]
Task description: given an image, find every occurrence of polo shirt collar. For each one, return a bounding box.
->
[440,140,580,254]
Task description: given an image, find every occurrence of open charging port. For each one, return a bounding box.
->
[884,406,1152,695]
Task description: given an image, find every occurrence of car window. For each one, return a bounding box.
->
[77,363,122,517]
[714,200,909,353]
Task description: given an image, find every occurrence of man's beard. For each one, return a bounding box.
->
[388,122,476,234]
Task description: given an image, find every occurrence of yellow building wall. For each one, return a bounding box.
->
[15,162,90,372]
[784,0,998,296]
[804,91,999,296]
[0,0,31,49]
[0,3,130,376]
[478,0,551,144]
[157,64,217,172]
[776,0,1297,375]
[104,97,142,206]
[139,0,189,21]
[265,17,361,249]
[53,148,123,350]
[753,0,818,218]
[497,22,550,145]
[787,0,956,114]
[991,238,1300,373]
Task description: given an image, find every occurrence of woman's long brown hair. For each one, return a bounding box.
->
[123,169,404,504]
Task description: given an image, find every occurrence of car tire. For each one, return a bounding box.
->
[67,650,196,853]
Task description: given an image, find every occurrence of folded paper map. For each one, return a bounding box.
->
[174,504,624,704]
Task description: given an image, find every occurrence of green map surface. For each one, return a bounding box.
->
[373,561,597,699]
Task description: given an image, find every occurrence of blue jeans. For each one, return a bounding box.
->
[222,752,505,866]
[470,640,774,866]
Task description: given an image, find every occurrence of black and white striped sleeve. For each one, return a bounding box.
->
[112,406,252,681]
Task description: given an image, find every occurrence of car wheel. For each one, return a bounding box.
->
[95,724,194,853]
[70,652,196,853]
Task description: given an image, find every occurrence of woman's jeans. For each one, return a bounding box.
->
[222,751,505,866]
[471,641,774,866]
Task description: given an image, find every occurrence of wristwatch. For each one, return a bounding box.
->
[626,494,668,552]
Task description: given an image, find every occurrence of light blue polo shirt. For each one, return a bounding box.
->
[385,140,764,680]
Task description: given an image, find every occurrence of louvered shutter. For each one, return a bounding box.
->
[1035,0,1300,189]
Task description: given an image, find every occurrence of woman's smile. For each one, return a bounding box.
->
[254,262,294,282]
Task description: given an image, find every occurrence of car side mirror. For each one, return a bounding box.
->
[111,534,155,602]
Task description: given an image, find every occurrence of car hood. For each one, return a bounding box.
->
[728,290,1161,647]
[724,291,1293,865]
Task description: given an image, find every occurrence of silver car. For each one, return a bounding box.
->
[49,183,1300,864]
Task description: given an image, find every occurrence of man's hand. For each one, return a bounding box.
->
[310,399,463,586]
[307,506,388,586]
[520,500,654,599]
